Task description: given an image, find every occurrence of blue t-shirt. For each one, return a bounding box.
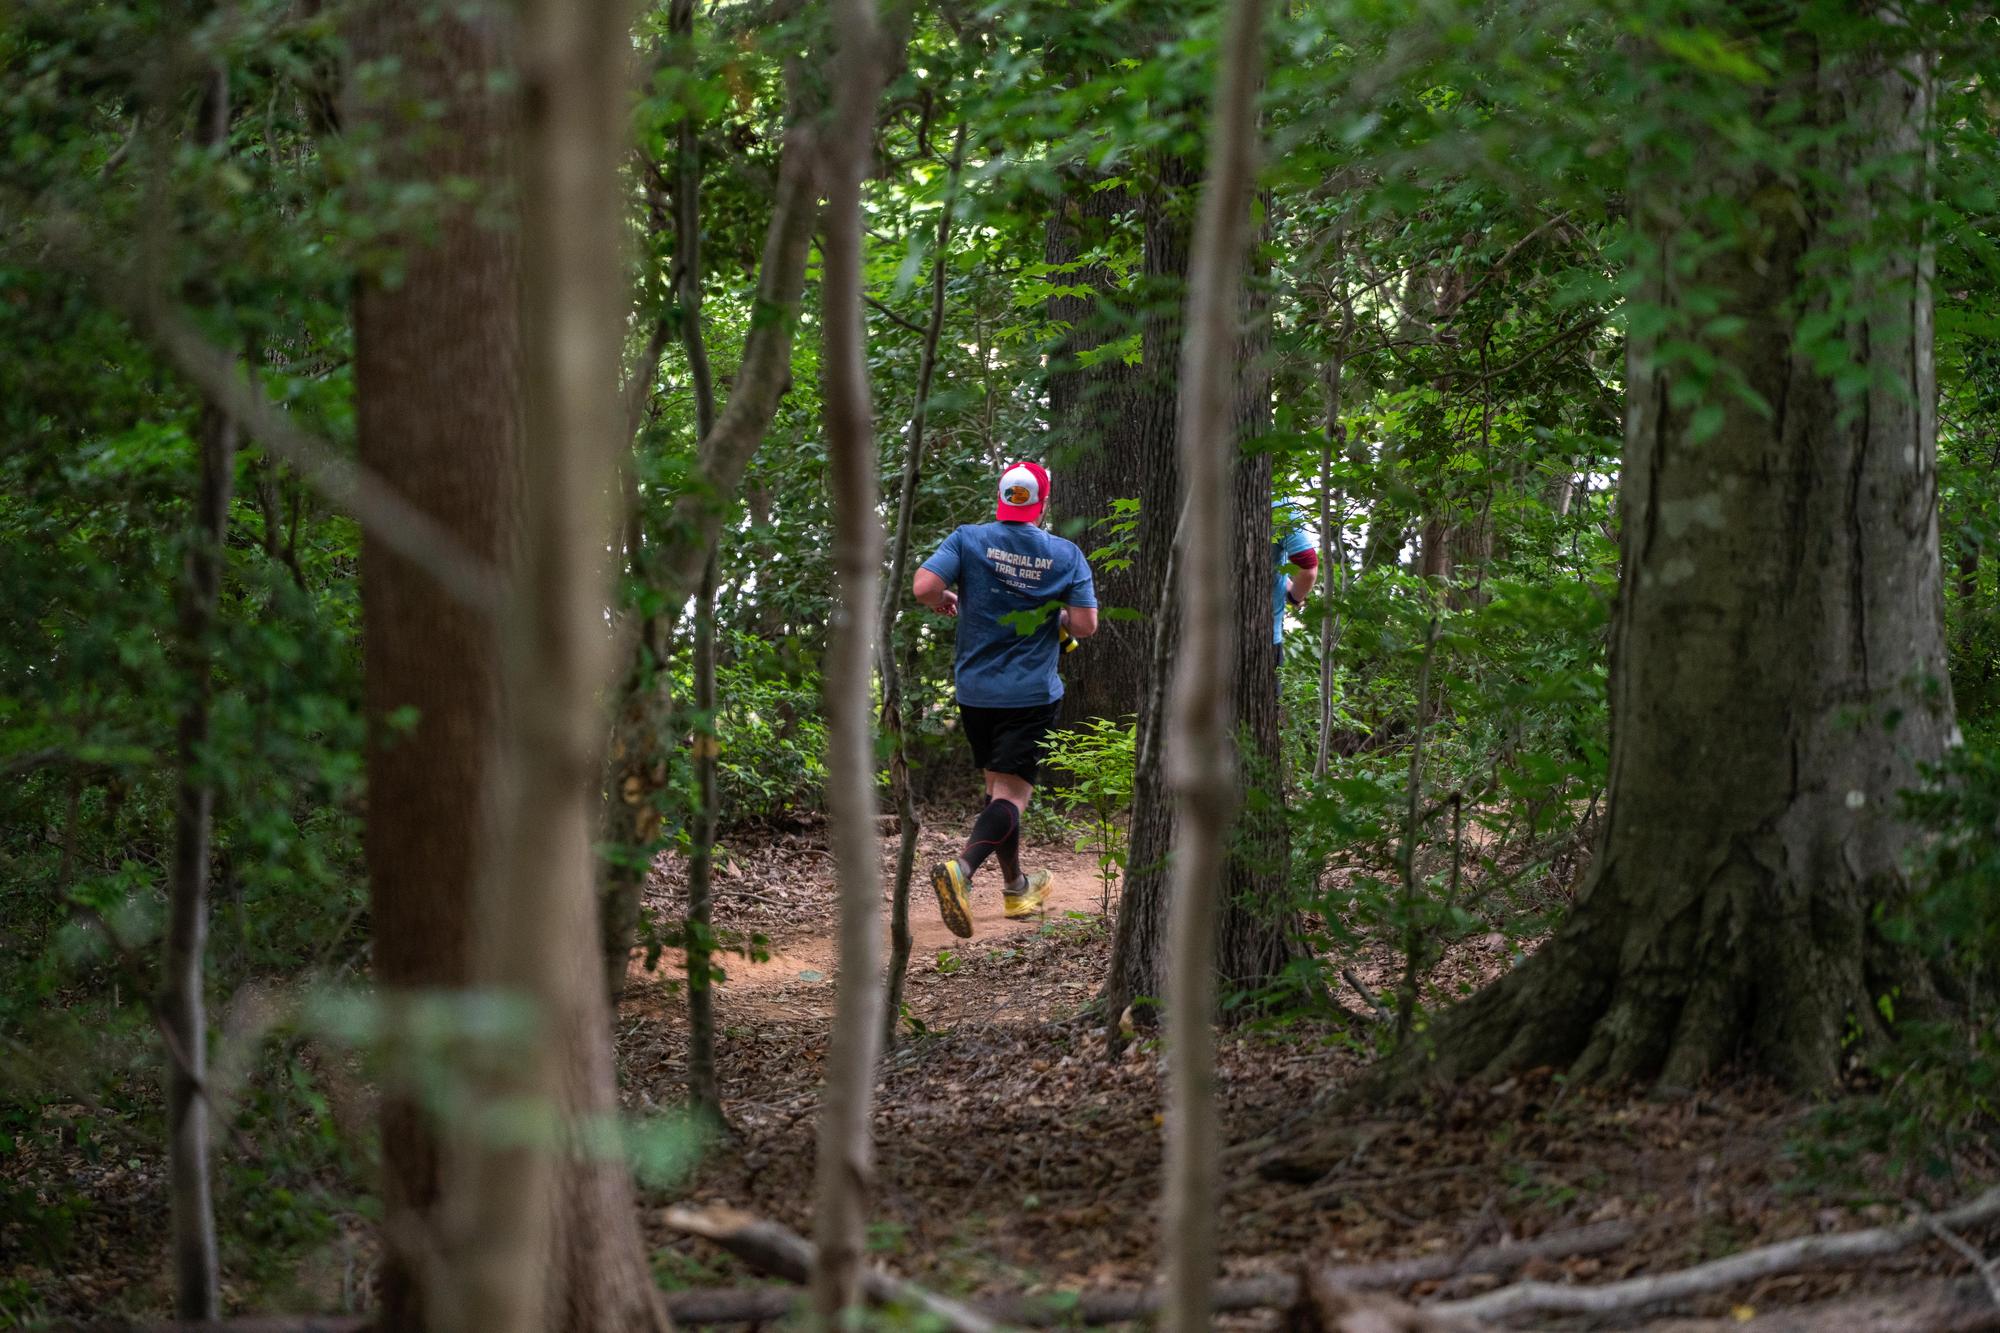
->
[920,521,1097,707]
[1272,502,1315,645]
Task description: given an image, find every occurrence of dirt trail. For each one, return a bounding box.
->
[729,851,1107,986]
[632,835,1116,1025]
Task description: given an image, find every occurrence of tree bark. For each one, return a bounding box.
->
[882,122,965,1045]
[809,0,892,1315]
[1405,10,1952,1095]
[1047,167,1152,731]
[1217,205,1297,996]
[160,60,234,1324]
[674,0,723,1121]
[1104,166,1297,1031]
[1101,151,1197,1040]
[351,3,665,1329]
[444,0,666,1329]
[1161,2,1265,1326]
[347,4,520,1322]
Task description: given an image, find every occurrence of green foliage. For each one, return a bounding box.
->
[1281,562,1612,1034]
[697,630,829,826]
[1041,717,1138,914]
[1795,736,2000,1186]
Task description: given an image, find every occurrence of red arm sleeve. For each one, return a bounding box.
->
[1289,549,1319,571]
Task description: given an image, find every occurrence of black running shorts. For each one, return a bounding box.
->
[958,701,1061,784]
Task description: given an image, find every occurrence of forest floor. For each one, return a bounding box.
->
[8,810,1999,1329]
[629,809,2000,1332]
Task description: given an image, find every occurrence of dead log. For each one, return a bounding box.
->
[1434,1187,2000,1324]
[663,1205,1001,1332]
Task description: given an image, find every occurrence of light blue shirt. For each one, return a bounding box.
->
[1272,502,1315,645]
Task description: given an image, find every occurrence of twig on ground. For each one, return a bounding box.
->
[662,1205,1001,1333]
[1434,1186,2000,1323]
[1923,1209,2000,1308]
[1341,965,1389,1017]
[971,1220,1634,1325]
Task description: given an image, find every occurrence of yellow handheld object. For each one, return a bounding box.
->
[1058,625,1079,654]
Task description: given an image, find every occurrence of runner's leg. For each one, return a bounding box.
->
[986,770,1032,884]
[960,793,1019,877]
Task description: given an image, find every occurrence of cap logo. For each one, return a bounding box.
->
[1004,482,1034,505]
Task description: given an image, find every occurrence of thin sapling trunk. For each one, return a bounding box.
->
[161,61,233,1321]
[809,0,893,1314]
[1161,0,1266,1327]
[674,0,724,1120]
[881,121,966,1046]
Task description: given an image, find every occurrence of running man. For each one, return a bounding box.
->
[912,461,1098,938]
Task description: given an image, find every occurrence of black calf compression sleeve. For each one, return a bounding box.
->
[961,796,1020,876]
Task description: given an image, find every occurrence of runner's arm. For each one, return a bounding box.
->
[1285,547,1318,606]
[913,567,958,615]
[1060,606,1099,639]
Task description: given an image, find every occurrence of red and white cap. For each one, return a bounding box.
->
[996,460,1050,522]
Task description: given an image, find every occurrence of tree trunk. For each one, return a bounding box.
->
[674,0,724,1120]
[1101,151,1197,1038]
[1104,163,1297,1028]
[1217,209,1296,996]
[809,0,891,1315]
[1162,2,1265,1325]
[161,61,233,1323]
[1047,168,1153,731]
[1417,517,1453,583]
[444,0,666,1328]
[1406,11,1951,1095]
[881,123,965,1045]
[347,3,519,1321]
[352,3,666,1328]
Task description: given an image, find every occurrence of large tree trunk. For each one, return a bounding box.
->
[1406,10,1950,1095]
[809,0,891,1314]
[1047,171,1153,730]
[1101,150,1197,1036]
[1217,211,1296,995]
[448,0,665,1323]
[1104,164,1298,1029]
[352,3,666,1328]
[348,5,519,1323]
[1161,2,1265,1325]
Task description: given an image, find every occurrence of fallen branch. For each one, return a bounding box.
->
[1921,1211,2000,1310]
[661,1214,1633,1326]
[1435,1186,2000,1324]
[663,1286,799,1323]
[663,1205,1002,1333]
[974,1219,1633,1325]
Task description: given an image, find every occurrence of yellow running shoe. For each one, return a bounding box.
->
[930,860,973,938]
[1003,869,1053,919]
